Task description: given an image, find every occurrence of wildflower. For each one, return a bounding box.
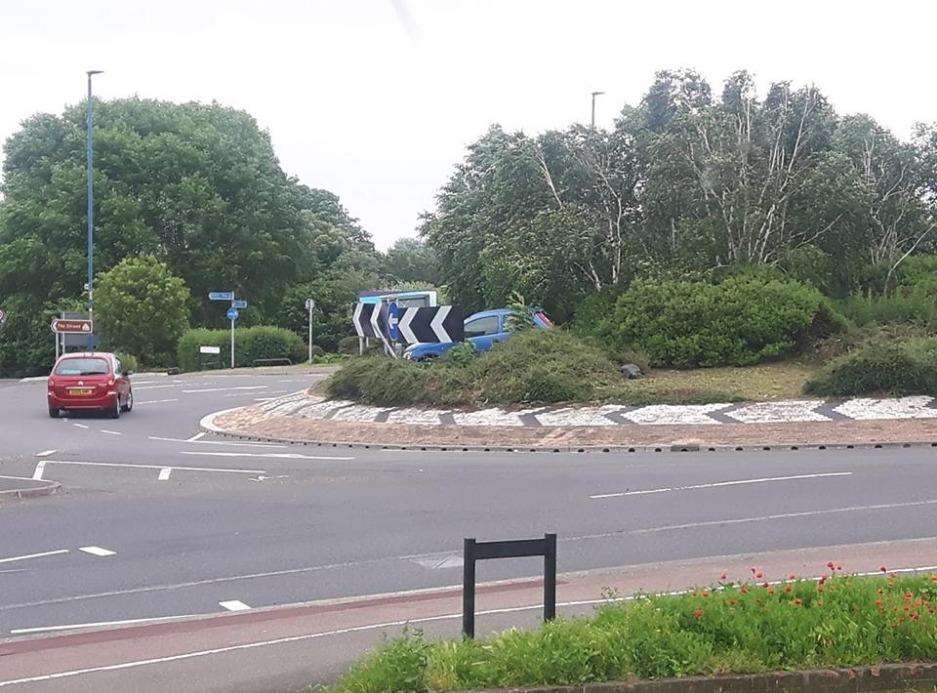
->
[755,570,764,579]
[693,608,704,620]
[720,572,727,581]
[880,566,887,573]
[827,561,835,570]
[701,591,709,598]
[793,598,803,607]
[818,576,827,586]
[787,573,796,581]
[784,584,793,594]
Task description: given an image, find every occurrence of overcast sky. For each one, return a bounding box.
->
[2,0,935,249]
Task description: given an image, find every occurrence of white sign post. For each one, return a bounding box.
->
[305,298,315,364]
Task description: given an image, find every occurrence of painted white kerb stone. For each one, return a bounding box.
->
[727,400,829,423]
[834,396,937,421]
[623,404,731,426]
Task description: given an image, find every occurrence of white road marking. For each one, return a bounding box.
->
[179,451,354,461]
[99,430,122,436]
[186,432,206,442]
[135,398,179,405]
[35,450,57,458]
[148,436,285,448]
[133,384,182,391]
[157,468,172,481]
[78,546,116,557]
[181,385,268,394]
[31,462,45,480]
[590,472,853,499]
[4,562,937,688]
[10,614,198,635]
[572,498,937,541]
[0,549,69,565]
[72,423,89,429]
[218,600,251,612]
[40,460,265,474]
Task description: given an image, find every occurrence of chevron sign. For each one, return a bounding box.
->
[395,305,464,344]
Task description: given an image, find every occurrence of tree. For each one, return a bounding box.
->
[94,256,190,365]
[381,237,440,285]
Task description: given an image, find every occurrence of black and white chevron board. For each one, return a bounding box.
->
[393,305,464,344]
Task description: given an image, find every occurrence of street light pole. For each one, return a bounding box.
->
[86,70,103,351]
[590,90,605,129]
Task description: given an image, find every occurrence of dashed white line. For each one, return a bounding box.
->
[40,460,266,474]
[590,472,853,499]
[72,423,89,430]
[186,432,206,442]
[35,450,57,458]
[100,430,122,436]
[148,436,285,448]
[135,398,179,405]
[181,386,268,394]
[78,546,116,557]
[31,462,45,480]
[179,451,354,461]
[218,600,251,612]
[0,549,69,565]
[157,468,172,481]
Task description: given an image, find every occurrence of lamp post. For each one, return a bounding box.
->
[590,90,604,129]
[86,70,103,351]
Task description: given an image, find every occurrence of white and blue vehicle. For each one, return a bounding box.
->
[403,308,553,361]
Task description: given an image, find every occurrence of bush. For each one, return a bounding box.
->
[327,356,431,405]
[333,573,937,691]
[115,352,138,373]
[176,326,305,371]
[609,277,845,368]
[804,339,937,397]
[338,335,361,355]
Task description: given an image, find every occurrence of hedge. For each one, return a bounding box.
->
[804,339,937,397]
[176,326,305,371]
[608,277,846,368]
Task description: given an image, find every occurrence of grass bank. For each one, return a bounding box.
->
[333,572,937,692]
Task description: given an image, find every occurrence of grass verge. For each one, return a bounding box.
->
[333,572,937,692]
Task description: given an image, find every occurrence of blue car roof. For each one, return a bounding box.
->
[467,308,511,320]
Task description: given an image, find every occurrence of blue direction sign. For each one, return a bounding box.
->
[226,307,239,321]
[387,302,402,341]
[209,291,235,301]
[232,299,248,309]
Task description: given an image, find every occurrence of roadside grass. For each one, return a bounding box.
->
[605,361,818,405]
[332,572,937,692]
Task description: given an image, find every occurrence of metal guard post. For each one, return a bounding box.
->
[462,533,556,639]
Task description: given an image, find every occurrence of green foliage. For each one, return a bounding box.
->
[439,341,477,366]
[333,573,937,691]
[176,326,305,371]
[94,255,190,367]
[114,352,138,373]
[327,331,620,406]
[381,237,440,285]
[804,339,937,396]
[608,278,844,368]
[504,292,536,332]
[338,335,361,355]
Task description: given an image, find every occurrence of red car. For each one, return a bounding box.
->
[47,352,133,419]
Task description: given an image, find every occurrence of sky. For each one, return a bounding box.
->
[2,0,936,249]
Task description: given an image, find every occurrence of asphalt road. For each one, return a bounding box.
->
[1,370,937,686]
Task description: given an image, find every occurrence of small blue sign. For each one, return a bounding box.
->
[226,308,239,321]
[232,299,248,309]
[388,302,401,341]
[209,291,235,301]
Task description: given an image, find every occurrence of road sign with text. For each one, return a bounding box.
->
[232,299,248,309]
[209,291,234,301]
[51,318,93,334]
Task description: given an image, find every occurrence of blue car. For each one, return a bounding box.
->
[403,308,552,361]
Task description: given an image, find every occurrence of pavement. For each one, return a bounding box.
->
[207,391,937,449]
[1,370,937,690]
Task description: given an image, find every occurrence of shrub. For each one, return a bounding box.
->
[176,326,305,371]
[333,573,937,691]
[115,352,138,373]
[804,339,937,396]
[338,335,361,355]
[326,356,431,405]
[609,278,844,368]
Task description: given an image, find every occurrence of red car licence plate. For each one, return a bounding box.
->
[68,387,93,396]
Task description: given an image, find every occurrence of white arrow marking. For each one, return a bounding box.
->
[32,462,45,480]
[399,308,418,344]
[352,302,365,337]
[157,468,172,481]
[430,306,452,343]
[35,450,57,458]
[79,546,116,557]
[219,600,251,612]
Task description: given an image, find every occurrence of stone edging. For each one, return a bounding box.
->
[0,476,61,500]
[475,662,937,692]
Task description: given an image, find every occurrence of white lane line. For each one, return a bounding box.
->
[31,462,45,480]
[135,398,179,405]
[572,499,937,541]
[148,436,284,448]
[133,384,182,391]
[35,450,57,458]
[99,430,122,436]
[218,600,251,612]
[10,614,198,635]
[590,472,853,499]
[0,549,69,565]
[4,562,937,689]
[179,451,354,461]
[181,386,268,394]
[157,468,172,481]
[187,432,206,442]
[41,460,266,475]
[72,423,89,430]
[78,546,116,557]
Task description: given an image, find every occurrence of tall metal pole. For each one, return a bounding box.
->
[307,303,314,364]
[590,90,604,129]
[86,70,103,351]
[230,317,235,369]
